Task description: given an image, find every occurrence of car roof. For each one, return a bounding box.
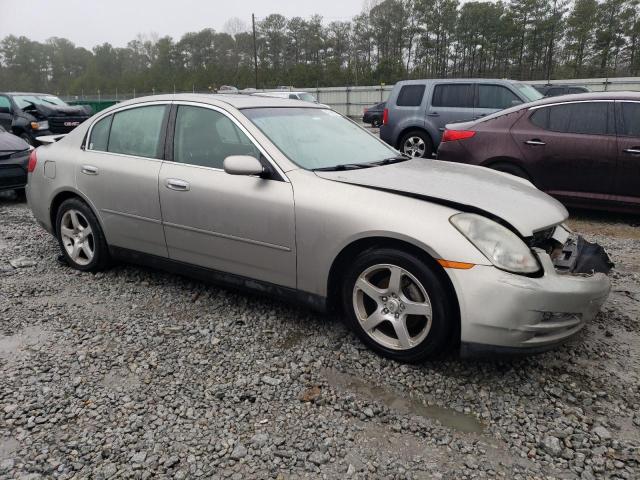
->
[395,78,521,86]
[1,92,55,96]
[102,93,326,110]
[523,90,640,107]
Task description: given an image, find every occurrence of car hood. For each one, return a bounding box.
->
[314,159,568,237]
[0,131,30,153]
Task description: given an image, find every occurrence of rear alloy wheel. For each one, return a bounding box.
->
[342,248,455,362]
[400,130,433,158]
[56,198,110,272]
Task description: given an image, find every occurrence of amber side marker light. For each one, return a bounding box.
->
[437,259,475,269]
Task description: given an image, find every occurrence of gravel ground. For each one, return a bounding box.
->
[1,191,639,480]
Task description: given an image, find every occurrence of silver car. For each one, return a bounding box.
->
[26,94,611,362]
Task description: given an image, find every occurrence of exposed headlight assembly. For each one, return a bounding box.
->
[450,213,540,274]
[30,121,49,131]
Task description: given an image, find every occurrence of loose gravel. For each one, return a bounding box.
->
[1,191,639,479]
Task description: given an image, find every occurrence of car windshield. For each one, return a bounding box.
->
[244,107,400,170]
[13,95,68,109]
[511,83,544,102]
[299,93,317,103]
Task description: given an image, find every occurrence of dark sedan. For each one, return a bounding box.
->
[437,92,640,214]
[0,126,31,195]
[362,102,385,127]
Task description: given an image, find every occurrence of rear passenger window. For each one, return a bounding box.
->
[173,106,259,169]
[396,85,426,106]
[619,102,640,136]
[432,84,473,108]
[529,102,610,135]
[108,105,167,158]
[89,115,112,151]
[477,85,521,109]
[568,87,586,94]
[546,88,565,97]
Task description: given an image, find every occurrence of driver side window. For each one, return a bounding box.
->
[0,96,11,112]
[173,106,259,169]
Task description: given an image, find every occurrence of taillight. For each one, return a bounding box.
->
[382,108,389,125]
[27,149,37,173]
[442,129,476,142]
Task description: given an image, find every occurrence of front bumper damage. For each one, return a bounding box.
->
[453,229,612,357]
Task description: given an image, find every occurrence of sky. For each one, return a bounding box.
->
[0,0,366,49]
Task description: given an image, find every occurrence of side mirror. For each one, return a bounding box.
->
[223,155,264,176]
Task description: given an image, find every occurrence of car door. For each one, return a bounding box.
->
[76,103,170,257]
[474,84,523,119]
[158,103,296,288]
[427,83,474,134]
[510,100,616,201]
[0,95,13,130]
[614,100,640,206]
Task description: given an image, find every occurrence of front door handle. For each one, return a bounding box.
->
[623,147,640,155]
[427,112,440,117]
[524,139,546,146]
[166,178,190,191]
[81,165,98,175]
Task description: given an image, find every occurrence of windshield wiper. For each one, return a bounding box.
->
[368,155,411,166]
[312,163,374,171]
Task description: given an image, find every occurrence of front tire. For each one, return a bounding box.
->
[55,198,110,272]
[341,248,455,363]
[399,130,433,158]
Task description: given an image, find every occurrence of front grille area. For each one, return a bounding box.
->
[48,116,89,133]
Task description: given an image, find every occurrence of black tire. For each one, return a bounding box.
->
[55,197,110,272]
[489,162,531,181]
[14,188,26,201]
[371,118,381,128]
[399,130,433,158]
[341,248,456,363]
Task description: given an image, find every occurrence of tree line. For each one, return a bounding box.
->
[1,0,639,95]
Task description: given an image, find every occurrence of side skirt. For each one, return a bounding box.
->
[109,246,328,313]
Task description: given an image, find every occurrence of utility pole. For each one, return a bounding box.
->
[252,13,259,89]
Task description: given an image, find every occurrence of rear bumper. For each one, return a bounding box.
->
[450,249,611,355]
[0,151,29,191]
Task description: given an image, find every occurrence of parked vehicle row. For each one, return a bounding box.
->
[26,93,611,362]
[379,78,544,158]
[437,92,640,214]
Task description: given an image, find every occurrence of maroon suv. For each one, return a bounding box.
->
[437,92,640,213]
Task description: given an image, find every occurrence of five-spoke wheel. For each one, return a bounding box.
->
[342,248,455,362]
[56,198,110,271]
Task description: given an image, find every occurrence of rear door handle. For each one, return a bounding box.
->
[81,165,98,175]
[427,112,440,117]
[166,178,190,191]
[623,147,640,155]
[524,139,546,146]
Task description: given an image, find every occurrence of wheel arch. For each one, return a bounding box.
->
[49,189,106,237]
[395,126,435,150]
[481,156,531,177]
[326,236,461,344]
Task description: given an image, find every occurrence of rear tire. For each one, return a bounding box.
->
[399,130,433,158]
[341,248,456,363]
[489,162,531,181]
[55,198,110,272]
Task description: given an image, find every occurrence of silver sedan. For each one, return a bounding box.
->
[26,94,611,362]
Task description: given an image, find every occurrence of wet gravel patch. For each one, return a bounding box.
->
[1,192,639,479]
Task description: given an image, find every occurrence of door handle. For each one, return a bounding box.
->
[81,165,98,175]
[166,178,190,191]
[623,147,640,155]
[427,112,440,117]
[524,139,546,146]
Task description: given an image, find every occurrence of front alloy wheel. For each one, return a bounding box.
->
[342,248,455,363]
[353,264,432,350]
